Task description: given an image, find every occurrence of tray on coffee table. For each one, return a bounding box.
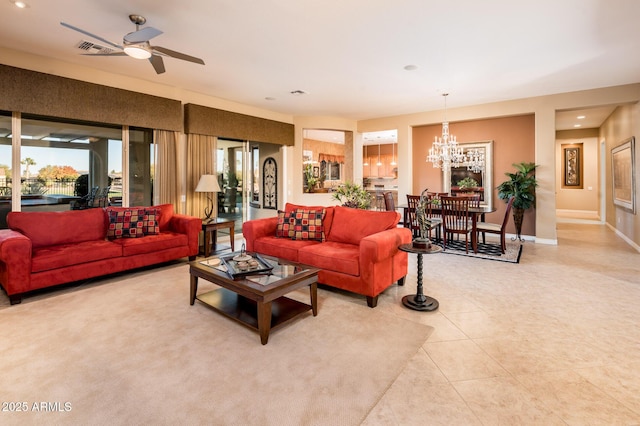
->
[220,252,274,279]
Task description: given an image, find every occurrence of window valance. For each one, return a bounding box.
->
[184,103,294,146]
[0,64,182,131]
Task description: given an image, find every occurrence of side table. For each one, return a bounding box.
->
[398,243,442,311]
[202,217,235,257]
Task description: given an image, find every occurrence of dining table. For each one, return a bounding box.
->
[399,203,497,253]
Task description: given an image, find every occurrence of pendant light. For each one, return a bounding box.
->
[376,144,382,166]
[363,144,369,166]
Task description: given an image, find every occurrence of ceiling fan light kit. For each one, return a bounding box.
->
[60,14,204,74]
[123,44,151,60]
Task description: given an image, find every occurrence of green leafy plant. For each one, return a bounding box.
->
[331,181,372,209]
[456,177,479,189]
[496,161,538,239]
[304,164,318,192]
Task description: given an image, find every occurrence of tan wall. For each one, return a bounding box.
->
[601,103,640,246]
[413,114,536,237]
[555,132,599,214]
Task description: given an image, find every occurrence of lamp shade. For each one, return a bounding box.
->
[195,174,221,193]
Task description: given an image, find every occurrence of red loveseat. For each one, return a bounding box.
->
[242,203,412,308]
[0,204,201,304]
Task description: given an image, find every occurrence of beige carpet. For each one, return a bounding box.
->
[0,262,432,425]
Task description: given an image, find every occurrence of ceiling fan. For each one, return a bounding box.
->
[60,14,205,74]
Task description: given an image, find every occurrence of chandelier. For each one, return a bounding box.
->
[426,93,486,173]
[426,94,465,171]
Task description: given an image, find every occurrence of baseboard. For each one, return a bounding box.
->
[606,222,640,253]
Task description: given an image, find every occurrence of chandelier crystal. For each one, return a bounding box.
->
[465,148,485,173]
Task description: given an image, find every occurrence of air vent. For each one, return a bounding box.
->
[75,40,115,55]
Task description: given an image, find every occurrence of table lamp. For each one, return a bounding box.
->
[195,174,221,221]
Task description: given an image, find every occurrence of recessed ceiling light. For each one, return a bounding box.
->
[290,90,308,96]
[574,124,582,128]
[265,97,276,101]
[577,115,586,119]
[11,0,28,8]
[404,64,418,71]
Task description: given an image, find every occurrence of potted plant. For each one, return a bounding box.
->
[496,162,538,240]
[331,181,372,209]
[456,177,479,190]
[304,164,318,192]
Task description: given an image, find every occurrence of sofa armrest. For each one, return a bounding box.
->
[0,230,33,296]
[242,217,278,252]
[359,227,412,264]
[169,214,202,256]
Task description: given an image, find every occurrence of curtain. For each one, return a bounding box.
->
[318,153,345,164]
[186,133,217,218]
[153,130,180,210]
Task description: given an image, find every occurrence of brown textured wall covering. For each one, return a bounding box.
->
[184,103,294,145]
[0,64,182,131]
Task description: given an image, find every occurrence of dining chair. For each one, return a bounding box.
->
[420,192,442,241]
[383,191,396,211]
[476,196,515,253]
[441,195,474,253]
[406,194,422,238]
[455,192,481,208]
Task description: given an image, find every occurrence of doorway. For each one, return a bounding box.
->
[216,139,247,233]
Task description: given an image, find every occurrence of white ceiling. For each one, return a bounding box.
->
[1,0,638,128]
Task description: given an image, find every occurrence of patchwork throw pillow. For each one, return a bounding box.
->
[275,210,295,239]
[142,208,160,235]
[107,208,145,239]
[290,208,326,241]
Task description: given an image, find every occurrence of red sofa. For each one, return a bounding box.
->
[242,203,412,308]
[0,204,201,304]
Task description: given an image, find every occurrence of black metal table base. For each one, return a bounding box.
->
[402,294,439,311]
[398,243,442,312]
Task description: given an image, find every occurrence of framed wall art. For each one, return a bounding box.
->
[611,137,636,213]
[562,143,583,189]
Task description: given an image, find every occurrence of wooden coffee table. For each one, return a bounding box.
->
[189,254,320,345]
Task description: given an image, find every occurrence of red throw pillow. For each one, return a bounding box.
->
[107,208,145,239]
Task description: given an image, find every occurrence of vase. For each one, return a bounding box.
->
[512,207,524,240]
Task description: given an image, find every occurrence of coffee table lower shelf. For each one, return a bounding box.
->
[196,288,313,342]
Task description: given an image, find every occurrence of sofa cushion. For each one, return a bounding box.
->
[8,208,107,248]
[155,204,174,232]
[253,236,320,262]
[285,203,334,236]
[327,206,399,245]
[298,241,360,276]
[142,208,160,235]
[31,240,123,273]
[107,208,145,239]
[112,231,188,256]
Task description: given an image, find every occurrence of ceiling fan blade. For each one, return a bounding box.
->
[124,27,163,43]
[152,46,205,65]
[149,55,166,74]
[60,22,123,50]
[81,52,128,57]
